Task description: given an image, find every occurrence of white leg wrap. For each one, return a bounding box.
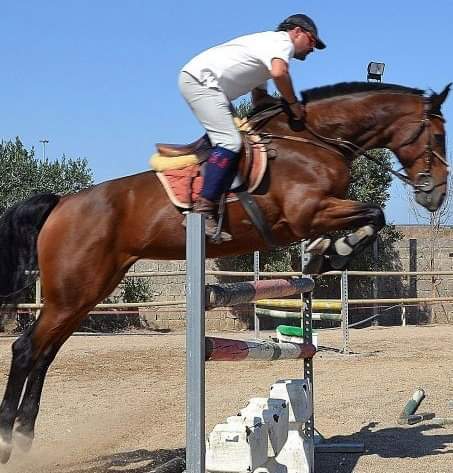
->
[334,238,353,256]
[335,225,374,256]
[306,237,331,255]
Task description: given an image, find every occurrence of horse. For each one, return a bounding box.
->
[0,81,449,462]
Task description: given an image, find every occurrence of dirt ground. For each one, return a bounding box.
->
[0,325,452,473]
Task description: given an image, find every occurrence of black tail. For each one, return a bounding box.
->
[0,193,61,308]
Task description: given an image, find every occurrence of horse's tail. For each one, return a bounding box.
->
[0,193,61,307]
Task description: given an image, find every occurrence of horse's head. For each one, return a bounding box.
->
[391,84,451,212]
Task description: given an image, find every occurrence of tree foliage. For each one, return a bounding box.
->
[0,137,93,213]
[120,277,154,303]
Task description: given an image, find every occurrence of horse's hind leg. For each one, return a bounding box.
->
[11,296,104,453]
[0,306,82,463]
[0,260,133,462]
[0,326,36,462]
[13,339,62,452]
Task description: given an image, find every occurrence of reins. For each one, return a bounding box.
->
[243,97,448,193]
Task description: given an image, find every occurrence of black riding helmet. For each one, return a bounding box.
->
[277,14,326,50]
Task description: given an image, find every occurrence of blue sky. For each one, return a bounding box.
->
[1,1,452,224]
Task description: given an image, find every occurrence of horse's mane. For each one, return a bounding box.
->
[301,82,425,103]
[246,82,426,121]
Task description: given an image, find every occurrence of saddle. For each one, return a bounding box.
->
[150,118,268,209]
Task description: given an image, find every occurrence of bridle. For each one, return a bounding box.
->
[245,97,448,194]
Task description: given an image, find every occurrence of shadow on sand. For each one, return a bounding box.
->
[66,421,452,472]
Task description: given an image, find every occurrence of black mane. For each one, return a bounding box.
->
[246,82,426,121]
[301,82,425,103]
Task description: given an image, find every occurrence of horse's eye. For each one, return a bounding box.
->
[434,134,445,151]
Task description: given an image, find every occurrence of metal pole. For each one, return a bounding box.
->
[39,139,49,161]
[372,239,379,326]
[303,290,315,472]
[341,270,350,354]
[186,213,206,473]
[401,306,407,327]
[300,241,307,329]
[253,251,260,339]
[35,278,41,320]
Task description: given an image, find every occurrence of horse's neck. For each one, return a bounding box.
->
[308,94,421,150]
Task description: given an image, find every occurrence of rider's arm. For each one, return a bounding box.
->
[270,58,304,120]
[270,58,298,103]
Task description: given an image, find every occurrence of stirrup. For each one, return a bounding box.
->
[211,194,230,242]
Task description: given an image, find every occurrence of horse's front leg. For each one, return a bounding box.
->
[304,197,386,274]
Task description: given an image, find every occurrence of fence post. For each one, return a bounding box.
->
[341,270,350,354]
[303,290,315,472]
[185,213,206,473]
[372,239,379,326]
[401,306,407,327]
[300,241,307,330]
[35,277,41,320]
[253,251,260,339]
[409,239,418,323]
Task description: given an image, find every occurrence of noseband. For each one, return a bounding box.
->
[390,100,448,194]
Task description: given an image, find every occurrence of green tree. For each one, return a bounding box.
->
[0,137,93,213]
[120,277,154,303]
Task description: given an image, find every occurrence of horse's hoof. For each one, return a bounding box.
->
[0,434,12,464]
[328,254,350,270]
[13,427,34,452]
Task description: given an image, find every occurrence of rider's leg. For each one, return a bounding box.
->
[179,72,241,241]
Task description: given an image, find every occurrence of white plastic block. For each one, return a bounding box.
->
[255,432,313,473]
[238,397,289,456]
[206,421,268,473]
[274,430,313,473]
[269,379,312,423]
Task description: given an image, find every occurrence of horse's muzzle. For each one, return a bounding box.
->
[415,187,446,211]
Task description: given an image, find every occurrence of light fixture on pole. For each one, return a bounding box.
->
[367,62,385,82]
[366,61,385,326]
[39,139,49,160]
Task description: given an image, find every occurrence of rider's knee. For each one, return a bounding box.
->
[218,132,242,153]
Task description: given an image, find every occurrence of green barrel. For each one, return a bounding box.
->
[398,388,426,421]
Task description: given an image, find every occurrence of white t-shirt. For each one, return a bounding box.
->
[182,31,295,100]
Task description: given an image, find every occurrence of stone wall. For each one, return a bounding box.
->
[117,224,453,330]
[131,258,251,332]
[394,225,453,323]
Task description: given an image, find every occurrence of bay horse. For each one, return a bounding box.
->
[0,82,450,462]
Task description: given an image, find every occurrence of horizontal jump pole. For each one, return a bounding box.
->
[205,277,314,310]
[256,307,342,321]
[205,337,316,361]
[256,299,342,311]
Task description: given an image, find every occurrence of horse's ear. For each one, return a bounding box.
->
[430,83,452,114]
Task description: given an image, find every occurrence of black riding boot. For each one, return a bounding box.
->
[192,196,232,243]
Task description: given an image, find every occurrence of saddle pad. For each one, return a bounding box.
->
[149,153,198,172]
[156,142,268,209]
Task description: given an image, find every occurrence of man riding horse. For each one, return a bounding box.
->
[0,8,450,460]
[179,13,326,242]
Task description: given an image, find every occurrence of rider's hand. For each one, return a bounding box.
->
[289,102,305,121]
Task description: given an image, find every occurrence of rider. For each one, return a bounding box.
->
[179,13,326,241]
